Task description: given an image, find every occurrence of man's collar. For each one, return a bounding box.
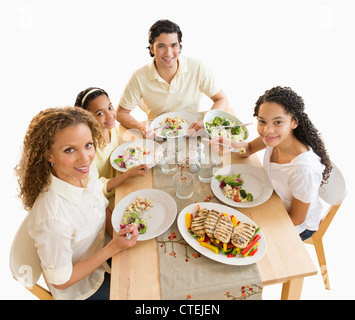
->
[147,56,188,81]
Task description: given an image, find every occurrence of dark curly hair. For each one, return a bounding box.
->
[254,86,332,184]
[14,107,104,211]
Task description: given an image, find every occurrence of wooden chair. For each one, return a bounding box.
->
[304,162,347,290]
[9,213,53,300]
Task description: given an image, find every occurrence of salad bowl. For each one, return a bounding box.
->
[204,110,249,141]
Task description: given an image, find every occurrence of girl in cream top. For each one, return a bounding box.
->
[75,87,148,213]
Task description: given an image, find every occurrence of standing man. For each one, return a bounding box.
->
[116,19,229,137]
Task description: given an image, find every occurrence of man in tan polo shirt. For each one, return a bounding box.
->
[116,19,229,138]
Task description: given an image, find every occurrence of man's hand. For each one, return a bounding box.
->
[187,120,205,137]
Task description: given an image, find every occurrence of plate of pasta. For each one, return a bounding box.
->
[110,139,164,172]
[112,189,177,241]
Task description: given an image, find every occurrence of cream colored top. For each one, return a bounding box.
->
[119,55,221,120]
[28,170,109,300]
[93,123,120,211]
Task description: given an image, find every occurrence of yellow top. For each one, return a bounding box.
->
[93,123,120,211]
[119,55,221,120]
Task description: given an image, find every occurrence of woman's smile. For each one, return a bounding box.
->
[74,164,91,173]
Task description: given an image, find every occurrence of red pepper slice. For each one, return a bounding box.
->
[227,252,237,258]
[241,234,261,256]
[249,248,258,256]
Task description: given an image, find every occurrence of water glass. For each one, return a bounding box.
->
[197,159,215,183]
[160,151,177,174]
[173,172,194,199]
[188,150,199,173]
[166,130,184,152]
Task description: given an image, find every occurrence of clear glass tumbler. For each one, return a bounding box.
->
[173,172,194,199]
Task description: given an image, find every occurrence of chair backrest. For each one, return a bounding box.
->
[9,214,42,288]
[318,162,347,206]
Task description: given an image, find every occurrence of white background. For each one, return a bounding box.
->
[1,0,354,299]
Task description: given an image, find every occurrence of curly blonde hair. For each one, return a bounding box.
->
[14,107,104,211]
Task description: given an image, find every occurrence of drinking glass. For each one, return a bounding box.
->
[159,151,177,174]
[173,172,194,199]
[197,159,215,183]
[166,130,184,152]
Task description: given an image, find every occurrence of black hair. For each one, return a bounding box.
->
[74,87,109,110]
[254,86,332,184]
[147,19,183,57]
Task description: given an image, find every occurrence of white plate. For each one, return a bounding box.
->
[110,139,164,172]
[203,109,249,140]
[150,112,197,139]
[112,189,177,241]
[211,164,273,208]
[177,202,267,265]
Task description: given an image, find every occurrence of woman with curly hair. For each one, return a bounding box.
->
[212,86,332,241]
[14,107,139,299]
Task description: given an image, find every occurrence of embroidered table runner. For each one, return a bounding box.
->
[154,139,263,300]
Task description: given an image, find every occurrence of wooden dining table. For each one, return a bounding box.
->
[109,123,317,300]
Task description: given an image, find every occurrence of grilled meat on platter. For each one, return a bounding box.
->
[231,223,256,249]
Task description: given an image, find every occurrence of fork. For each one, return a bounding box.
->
[136,159,150,173]
[210,122,253,131]
[202,138,246,154]
[126,218,141,240]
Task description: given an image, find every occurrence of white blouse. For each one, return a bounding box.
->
[28,169,109,300]
[263,146,325,234]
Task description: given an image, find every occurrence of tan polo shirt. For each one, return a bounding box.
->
[119,56,221,120]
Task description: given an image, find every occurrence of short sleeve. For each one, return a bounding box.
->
[289,168,322,204]
[198,60,221,98]
[30,217,74,285]
[119,73,142,110]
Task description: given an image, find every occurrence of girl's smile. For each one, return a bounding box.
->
[262,135,279,143]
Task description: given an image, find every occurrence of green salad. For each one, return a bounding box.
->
[216,174,253,203]
[120,197,153,234]
[205,116,247,142]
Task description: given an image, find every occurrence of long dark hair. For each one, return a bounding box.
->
[254,86,332,184]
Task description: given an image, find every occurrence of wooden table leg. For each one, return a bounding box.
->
[281,278,304,300]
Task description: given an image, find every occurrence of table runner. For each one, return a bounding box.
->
[154,140,263,300]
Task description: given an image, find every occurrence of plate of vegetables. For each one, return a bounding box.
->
[204,110,249,142]
[150,112,197,139]
[177,202,267,265]
[211,164,273,208]
[110,139,164,172]
[112,189,177,241]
